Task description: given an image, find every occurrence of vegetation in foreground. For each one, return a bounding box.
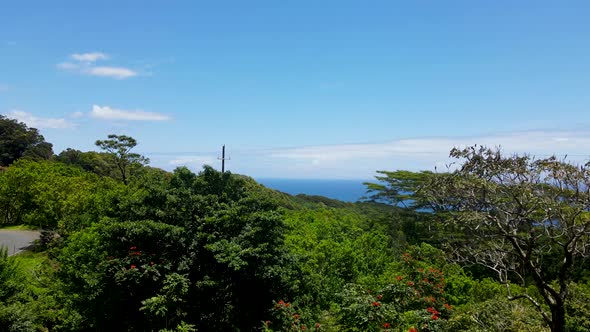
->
[1,115,590,331]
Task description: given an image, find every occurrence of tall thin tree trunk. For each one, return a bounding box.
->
[550,302,566,332]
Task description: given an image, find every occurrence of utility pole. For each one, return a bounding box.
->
[218,145,229,173]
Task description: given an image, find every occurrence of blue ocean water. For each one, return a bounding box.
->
[256,178,371,202]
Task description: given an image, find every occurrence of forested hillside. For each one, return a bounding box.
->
[1,117,590,331]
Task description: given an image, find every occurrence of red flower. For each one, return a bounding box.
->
[377,294,383,300]
[383,322,391,328]
[129,246,137,250]
[396,275,403,281]
[130,265,136,269]
[409,328,418,332]
[407,281,414,286]
[315,323,321,330]
[293,313,300,320]
[301,326,306,330]
[444,303,453,310]
[372,301,381,307]
[426,307,439,315]
[431,315,439,320]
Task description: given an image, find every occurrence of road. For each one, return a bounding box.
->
[0,230,40,256]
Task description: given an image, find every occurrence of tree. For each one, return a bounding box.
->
[0,115,53,166]
[364,171,441,245]
[364,170,433,209]
[55,148,113,177]
[0,159,123,230]
[415,146,590,332]
[58,167,292,331]
[95,134,149,184]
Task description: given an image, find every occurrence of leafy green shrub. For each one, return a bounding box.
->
[338,251,453,332]
[263,300,322,332]
[447,296,549,332]
[339,284,400,332]
[565,282,590,332]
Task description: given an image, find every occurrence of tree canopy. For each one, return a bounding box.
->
[0,115,53,166]
[367,146,590,332]
[3,125,590,331]
[95,134,149,184]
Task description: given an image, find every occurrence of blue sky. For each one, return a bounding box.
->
[2,1,590,178]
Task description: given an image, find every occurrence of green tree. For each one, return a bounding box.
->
[58,167,292,331]
[55,148,113,177]
[0,247,36,331]
[0,159,124,231]
[0,115,53,166]
[58,219,188,331]
[415,146,590,332]
[364,170,433,209]
[95,134,149,184]
[364,171,441,245]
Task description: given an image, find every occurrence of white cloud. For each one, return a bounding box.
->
[169,155,217,166]
[71,52,108,62]
[58,52,137,79]
[6,110,74,129]
[91,105,171,121]
[85,66,137,79]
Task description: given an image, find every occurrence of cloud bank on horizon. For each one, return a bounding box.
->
[155,129,590,179]
[3,109,590,179]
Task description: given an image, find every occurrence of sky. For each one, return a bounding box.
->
[1,1,590,179]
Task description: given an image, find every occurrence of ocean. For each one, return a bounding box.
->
[256,178,372,202]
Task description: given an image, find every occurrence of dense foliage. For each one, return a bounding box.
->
[1,129,589,331]
[0,115,53,166]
